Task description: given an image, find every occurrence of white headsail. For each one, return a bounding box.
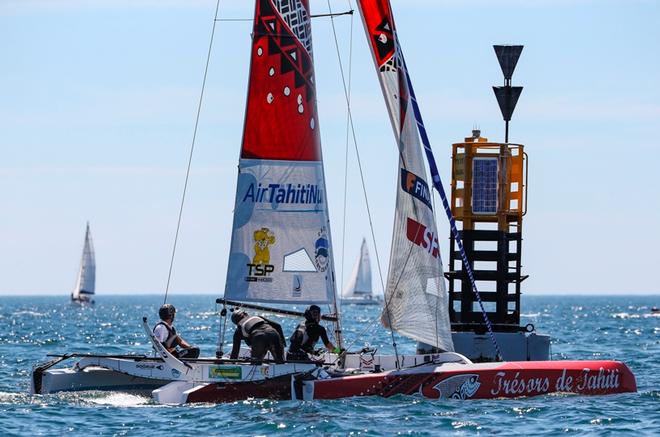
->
[342,238,373,299]
[72,222,95,301]
[357,0,454,351]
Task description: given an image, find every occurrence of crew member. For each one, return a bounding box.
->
[287,305,341,360]
[230,310,286,363]
[153,304,200,359]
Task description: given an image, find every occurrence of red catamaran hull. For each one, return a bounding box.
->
[180,360,635,403]
[186,374,294,403]
[306,360,636,400]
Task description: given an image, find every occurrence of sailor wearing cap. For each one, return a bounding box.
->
[153,304,200,359]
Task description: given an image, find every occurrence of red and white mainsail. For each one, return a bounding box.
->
[225,0,335,304]
[357,0,453,351]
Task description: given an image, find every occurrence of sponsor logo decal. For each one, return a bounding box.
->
[489,367,621,397]
[490,371,550,396]
[575,367,620,391]
[171,368,181,378]
[209,365,243,380]
[406,218,440,259]
[259,366,270,377]
[424,374,481,400]
[136,363,156,369]
[292,274,303,298]
[314,228,329,272]
[401,169,432,210]
[242,183,324,206]
[246,228,276,283]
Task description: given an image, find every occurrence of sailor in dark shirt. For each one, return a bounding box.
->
[229,310,286,363]
[287,305,339,360]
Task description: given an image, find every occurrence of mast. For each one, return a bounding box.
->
[224,0,342,346]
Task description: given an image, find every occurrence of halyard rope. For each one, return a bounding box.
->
[164,0,222,304]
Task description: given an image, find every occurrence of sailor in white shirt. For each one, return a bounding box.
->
[153,304,200,359]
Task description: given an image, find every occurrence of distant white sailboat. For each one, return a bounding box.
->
[341,238,380,305]
[71,223,95,303]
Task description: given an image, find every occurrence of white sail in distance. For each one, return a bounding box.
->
[342,238,373,298]
[357,0,454,352]
[72,223,95,300]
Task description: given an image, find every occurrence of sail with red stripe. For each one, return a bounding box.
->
[225,0,335,304]
[357,0,454,351]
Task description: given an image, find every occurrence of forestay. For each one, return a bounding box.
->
[225,0,336,305]
[72,222,95,299]
[342,238,373,298]
[357,0,453,351]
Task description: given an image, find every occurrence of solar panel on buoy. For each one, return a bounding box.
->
[472,157,498,214]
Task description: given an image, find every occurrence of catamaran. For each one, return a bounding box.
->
[341,238,381,305]
[31,0,636,403]
[71,222,95,304]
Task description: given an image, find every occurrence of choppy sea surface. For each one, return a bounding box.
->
[0,294,658,436]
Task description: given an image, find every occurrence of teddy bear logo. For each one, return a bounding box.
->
[252,227,276,265]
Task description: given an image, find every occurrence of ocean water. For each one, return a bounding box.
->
[0,294,658,436]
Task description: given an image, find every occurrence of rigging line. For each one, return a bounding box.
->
[163,0,222,305]
[399,48,503,361]
[339,0,354,297]
[213,10,353,22]
[326,0,400,367]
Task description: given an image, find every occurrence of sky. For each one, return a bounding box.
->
[1,0,659,296]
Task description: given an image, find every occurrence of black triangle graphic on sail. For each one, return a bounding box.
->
[281,52,294,74]
[493,86,523,121]
[301,54,311,76]
[268,33,282,57]
[374,18,394,61]
[294,71,304,88]
[305,83,314,102]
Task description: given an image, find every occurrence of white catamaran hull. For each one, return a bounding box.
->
[34,365,170,395]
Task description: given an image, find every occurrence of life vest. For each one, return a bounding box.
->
[238,316,266,338]
[154,321,178,348]
[290,322,312,352]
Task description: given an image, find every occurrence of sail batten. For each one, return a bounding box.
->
[357,0,454,352]
[225,0,336,305]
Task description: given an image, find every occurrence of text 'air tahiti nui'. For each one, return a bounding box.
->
[243,183,324,205]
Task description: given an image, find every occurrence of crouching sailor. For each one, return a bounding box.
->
[153,304,200,359]
[287,305,341,361]
[230,310,286,363]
